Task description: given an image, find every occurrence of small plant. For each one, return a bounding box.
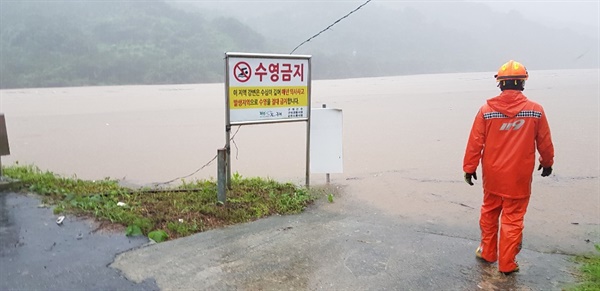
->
[231,172,243,184]
[148,230,169,243]
[53,205,64,214]
[167,220,200,237]
[327,193,334,203]
[126,225,143,237]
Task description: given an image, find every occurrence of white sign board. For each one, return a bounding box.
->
[310,108,343,173]
[226,53,311,125]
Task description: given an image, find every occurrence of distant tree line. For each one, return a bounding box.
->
[0,1,269,89]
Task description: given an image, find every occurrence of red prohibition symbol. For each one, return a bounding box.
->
[233,62,251,83]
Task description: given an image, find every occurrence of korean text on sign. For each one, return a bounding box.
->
[255,63,304,82]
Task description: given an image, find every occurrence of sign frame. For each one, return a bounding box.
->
[224,52,312,187]
[225,52,312,126]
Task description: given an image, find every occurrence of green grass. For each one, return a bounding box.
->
[3,164,314,241]
[569,245,600,291]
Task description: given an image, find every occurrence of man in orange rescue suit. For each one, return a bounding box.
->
[463,60,554,275]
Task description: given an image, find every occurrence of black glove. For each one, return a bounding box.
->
[538,165,552,177]
[464,172,477,186]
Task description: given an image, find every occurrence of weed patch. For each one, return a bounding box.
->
[3,164,314,241]
[568,244,600,291]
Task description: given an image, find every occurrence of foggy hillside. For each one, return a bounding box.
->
[1,0,598,89]
[190,0,599,78]
[0,1,268,89]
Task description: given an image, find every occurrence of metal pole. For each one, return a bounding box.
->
[306,119,310,188]
[0,113,8,178]
[322,104,330,184]
[225,127,232,190]
[305,57,312,188]
[224,53,232,190]
[217,148,227,204]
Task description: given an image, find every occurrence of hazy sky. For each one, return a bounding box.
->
[481,0,599,28]
[190,0,599,30]
[182,0,598,71]
[371,0,599,29]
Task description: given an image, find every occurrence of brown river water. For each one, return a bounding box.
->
[1,69,598,255]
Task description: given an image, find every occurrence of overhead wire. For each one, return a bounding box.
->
[151,0,373,186]
[152,125,241,187]
[290,0,372,54]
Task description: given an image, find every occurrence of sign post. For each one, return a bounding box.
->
[0,114,10,177]
[225,52,312,187]
[217,148,227,203]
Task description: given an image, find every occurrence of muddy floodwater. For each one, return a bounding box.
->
[1,69,599,257]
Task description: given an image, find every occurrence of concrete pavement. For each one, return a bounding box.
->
[111,189,575,290]
[0,192,158,291]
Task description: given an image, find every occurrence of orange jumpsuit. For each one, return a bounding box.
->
[463,90,554,272]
